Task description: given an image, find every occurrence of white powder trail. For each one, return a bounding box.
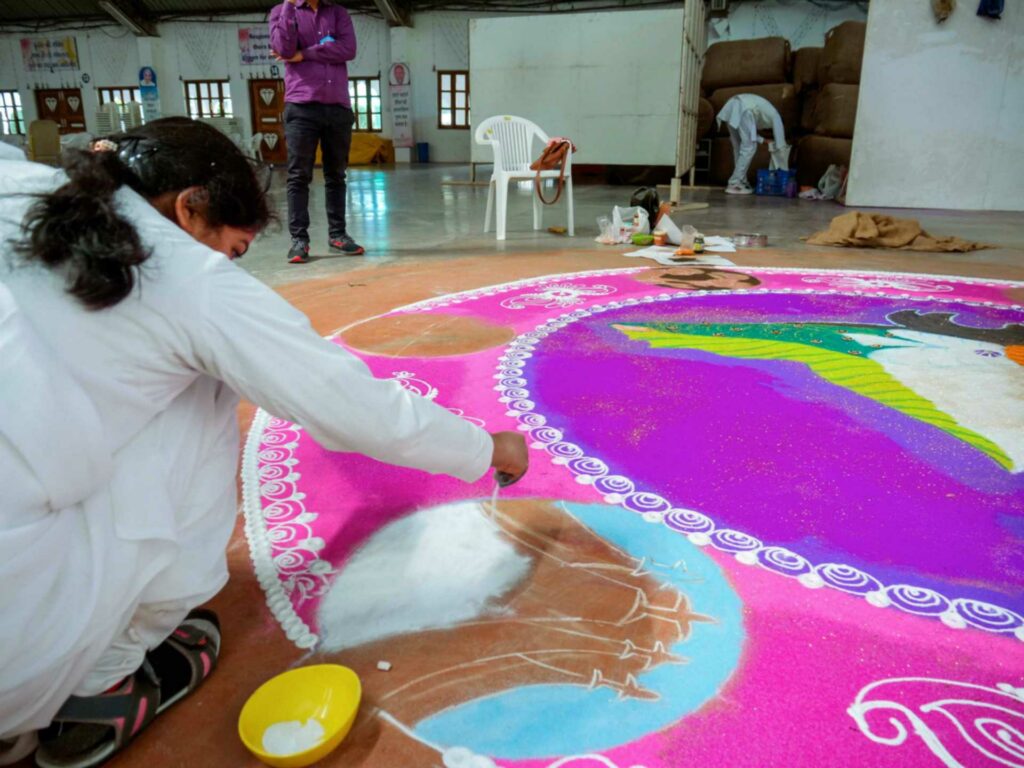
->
[316,500,531,652]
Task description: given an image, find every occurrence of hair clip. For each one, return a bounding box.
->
[92,139,119,153]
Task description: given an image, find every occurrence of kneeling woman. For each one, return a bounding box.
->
[0,118,527,766]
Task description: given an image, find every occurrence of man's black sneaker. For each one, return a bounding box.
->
[287,240,310,264]
[328,234,365,256]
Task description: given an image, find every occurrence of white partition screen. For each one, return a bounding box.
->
[469,8,685,166]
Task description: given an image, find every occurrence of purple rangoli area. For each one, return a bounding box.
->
[244,267,1024,768]
[526,292,1024,615]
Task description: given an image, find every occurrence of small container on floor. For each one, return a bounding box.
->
[238,664,361,767]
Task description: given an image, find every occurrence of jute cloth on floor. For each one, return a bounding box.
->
[807,212,990,252]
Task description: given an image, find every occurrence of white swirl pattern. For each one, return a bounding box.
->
[545,758,648,768]
[801,275,957,293]
[243,412,324,649]
[499,283,617,310]
[395,268,641,314]
[848,677,1024,766]
[392,371,486,426]
[495,286,1024,640]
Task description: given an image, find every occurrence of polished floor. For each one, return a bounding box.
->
[243,164,1024,289]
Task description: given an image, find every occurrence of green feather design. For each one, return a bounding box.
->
[614,323,1013,470]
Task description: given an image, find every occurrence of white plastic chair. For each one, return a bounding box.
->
[123,102,143,130]
[248,132,265,162]
[475,115,574,241]
[93,103,120,136]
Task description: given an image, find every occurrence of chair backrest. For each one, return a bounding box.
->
[105,101,123,131]
[27,120,60,162]
[123,102,143,129]
[93,109,118,137]
[59,132,94,152]
[475,115,549,173]
[249,132,265,161]
[202,116,246,149]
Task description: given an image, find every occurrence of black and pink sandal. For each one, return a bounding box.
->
[35,609,221,768]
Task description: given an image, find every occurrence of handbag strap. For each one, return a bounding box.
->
[534,141,570,206]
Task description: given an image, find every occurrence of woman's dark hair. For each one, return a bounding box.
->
[16,117,273,310]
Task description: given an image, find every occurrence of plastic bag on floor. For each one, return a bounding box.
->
[800,164,846,201]
[595,206,650,244]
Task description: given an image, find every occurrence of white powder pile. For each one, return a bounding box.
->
[316,500,531,651]
[261,718,326,756]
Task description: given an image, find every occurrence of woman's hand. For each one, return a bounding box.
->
[490,431,528,486]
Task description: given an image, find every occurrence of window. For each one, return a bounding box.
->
[98,86,142,130]
[437,70,469,130]
[348,76,382,132]
[0,90,24,135]
[184,80,233,119]
[98,86,140,108]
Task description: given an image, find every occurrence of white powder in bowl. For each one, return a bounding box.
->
[262,718,326,756]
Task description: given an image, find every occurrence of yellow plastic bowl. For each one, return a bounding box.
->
[238,664,362,767]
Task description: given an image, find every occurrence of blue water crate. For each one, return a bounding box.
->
[756,169,798,197]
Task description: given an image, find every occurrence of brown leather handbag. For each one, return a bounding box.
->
[530,138,575,205]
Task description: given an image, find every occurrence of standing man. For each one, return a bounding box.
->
[270,0,365,264]
[716,93,791,196]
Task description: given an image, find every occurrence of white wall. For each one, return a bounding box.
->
[0,14,391,142]
[708,0,866,48]
[390,11,477,163]
[846,1,1024,211]
[0,2,871,164]
[0,27,142,126]
[470,9,685,166]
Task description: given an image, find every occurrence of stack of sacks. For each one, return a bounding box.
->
[795,21,865,187]
[697,96,715,142]
[792,46,822,134]
[702,37,794,186]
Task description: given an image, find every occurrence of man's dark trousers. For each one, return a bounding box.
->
[284,101,354,243]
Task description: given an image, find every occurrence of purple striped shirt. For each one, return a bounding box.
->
[269,0,357,106]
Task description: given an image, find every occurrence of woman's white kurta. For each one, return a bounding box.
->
[0,159,493,736]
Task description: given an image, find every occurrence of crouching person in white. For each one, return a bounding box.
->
[0,118,528,768]
[716,93,792,195]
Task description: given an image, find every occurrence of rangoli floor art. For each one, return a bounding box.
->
[243,266,1024,768]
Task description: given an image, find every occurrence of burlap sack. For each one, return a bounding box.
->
[710,83,799,137]
[697,97,715,140]
[800,89,819,134]
[813,83,859,138]
[807,212,990,252]
[794,134,851,187]
[819,21,866,85]
[709,136,771,186]
[701,37,791,92]
[792,47,822,94]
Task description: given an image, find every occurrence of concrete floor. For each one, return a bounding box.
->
[14,173,1018,768]
[243,164,1024,288]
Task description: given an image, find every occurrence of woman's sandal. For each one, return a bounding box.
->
[34,609,221,768]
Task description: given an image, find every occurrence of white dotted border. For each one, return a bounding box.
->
[241,410,321,649]
[494,286,1024,640]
